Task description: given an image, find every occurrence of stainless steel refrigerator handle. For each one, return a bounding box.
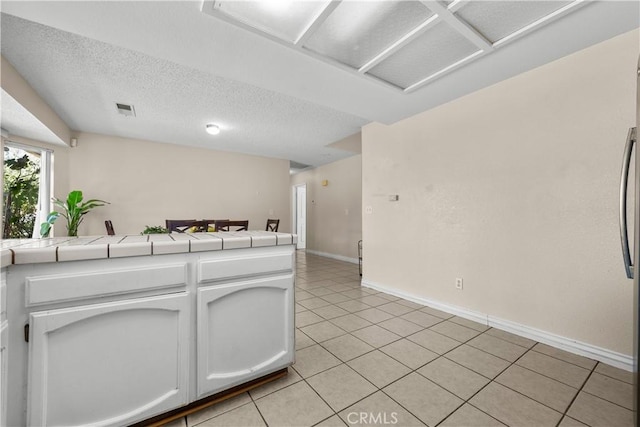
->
[620,127,637,279]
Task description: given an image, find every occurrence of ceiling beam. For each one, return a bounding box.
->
[404,50,485,93]
[493,0,586,48]
[421,1,493,52]
[295,0,342,47]
[358,13,440,74]
[1,55,71,146]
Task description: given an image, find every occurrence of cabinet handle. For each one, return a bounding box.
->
[620,127,637,279]
[24,323,29,343]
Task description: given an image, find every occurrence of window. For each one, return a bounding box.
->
[2,142,53,239]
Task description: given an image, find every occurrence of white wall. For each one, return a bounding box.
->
[291,154,362,261]
[66,132,290,236]
[362,29,639,357]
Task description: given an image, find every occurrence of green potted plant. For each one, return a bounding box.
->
[40,190,109,237]
[141,225,169,235]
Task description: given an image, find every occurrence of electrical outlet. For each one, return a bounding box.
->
[455,278,463,290]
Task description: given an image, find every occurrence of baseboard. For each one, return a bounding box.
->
[487,316,633,371]
[305,250,359,265]
[361,279,634,372]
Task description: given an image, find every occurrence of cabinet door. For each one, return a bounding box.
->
[28,293,190,427]
[0,270,6,427]
[197,274,294,398]
[0,321,6,427]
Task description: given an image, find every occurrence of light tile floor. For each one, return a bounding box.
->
[167,252,634,427]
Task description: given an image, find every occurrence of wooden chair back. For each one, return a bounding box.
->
[165,219,207,233]
[266,219,280,232]
[105,220,115,236]
[202,219,229,232]
[215,220,249,232]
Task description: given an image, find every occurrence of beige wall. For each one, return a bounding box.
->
[291,155,362,260]
[66,132,290,236]
[362,29,639,356]
[328,132,362,154]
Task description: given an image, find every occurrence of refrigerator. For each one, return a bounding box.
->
[620,56,640,423]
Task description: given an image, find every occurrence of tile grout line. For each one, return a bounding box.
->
[557,360,599,426]
[332,322,490,426]
[440,325,582,425]
[430,340,540,426]
[296,311,432,424]
[564,361,635,418]
[247,387,271,427]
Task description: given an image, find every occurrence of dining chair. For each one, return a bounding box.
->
[105,220,115,236]
[215,220,249,231]
[266,219,280,232]
[202,219,229,232]
[165,219,207,233]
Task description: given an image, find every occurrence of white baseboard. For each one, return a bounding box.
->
[361,279,634,372]
[305,250,359,265]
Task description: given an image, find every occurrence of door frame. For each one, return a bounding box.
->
[292,183,307,249]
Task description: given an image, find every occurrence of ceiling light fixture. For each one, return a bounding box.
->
[205,124,220,135]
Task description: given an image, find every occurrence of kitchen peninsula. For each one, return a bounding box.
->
[0,231,297,427]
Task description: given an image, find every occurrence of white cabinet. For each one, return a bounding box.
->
[0,268,7,427]
[27,293,190,427]
[4,244,296,426]
[197,274,295,398]
[0,320,7,427]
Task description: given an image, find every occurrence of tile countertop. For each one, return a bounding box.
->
[1,231,298,266]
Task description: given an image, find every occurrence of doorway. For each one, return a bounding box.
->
[293,184,307,249]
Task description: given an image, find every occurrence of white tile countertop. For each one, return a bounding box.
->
[1,231,297,266]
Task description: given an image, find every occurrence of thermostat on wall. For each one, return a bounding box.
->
[389,195,399,201]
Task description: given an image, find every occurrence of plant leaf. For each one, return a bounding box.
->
[82,199,109,205]
[78,203,106,214]
[67,190,83,207]
[40,222,51,238]
[46,211,60,223]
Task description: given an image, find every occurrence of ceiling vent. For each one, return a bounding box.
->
[115,103,136,117]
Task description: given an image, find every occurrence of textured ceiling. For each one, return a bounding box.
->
[0,13,368,166]
[0,1,638,167]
